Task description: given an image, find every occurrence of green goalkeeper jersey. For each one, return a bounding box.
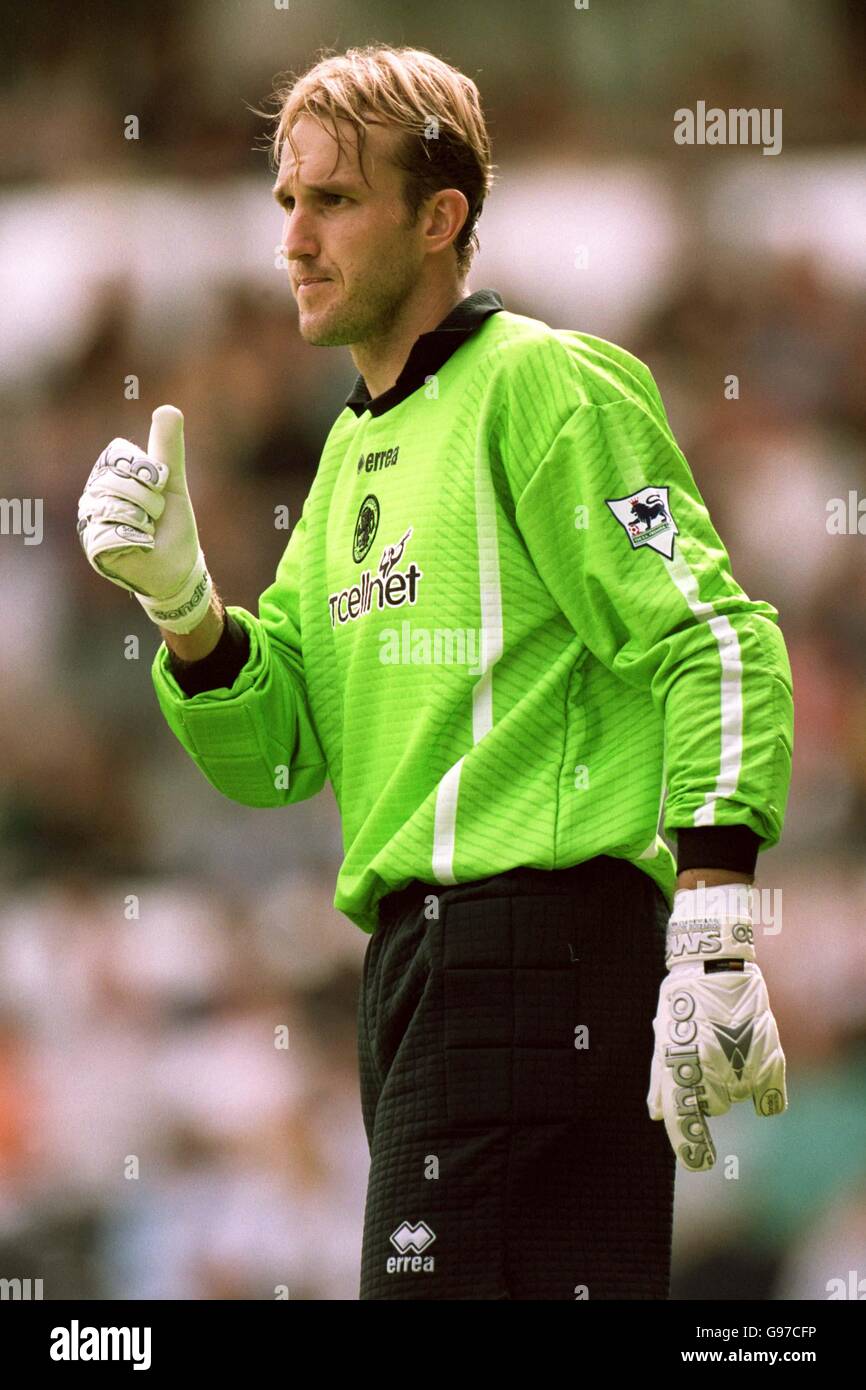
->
[151,290,794,935]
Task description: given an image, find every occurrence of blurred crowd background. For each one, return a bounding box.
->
[1,0,866,1300]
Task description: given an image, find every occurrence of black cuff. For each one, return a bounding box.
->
[168,612,250,697]
[674,825,761,878]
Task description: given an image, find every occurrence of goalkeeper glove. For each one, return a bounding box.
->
[77,405,212,634]
[647,881,787,1173]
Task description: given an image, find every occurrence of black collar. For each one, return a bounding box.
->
[345,288,505,418]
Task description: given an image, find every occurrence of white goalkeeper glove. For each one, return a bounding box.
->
[77,405,212,634]
[647,881,787,1173]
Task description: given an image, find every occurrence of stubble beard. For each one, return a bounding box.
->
[298,255,419,349]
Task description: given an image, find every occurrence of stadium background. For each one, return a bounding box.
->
[1,0,865,1299]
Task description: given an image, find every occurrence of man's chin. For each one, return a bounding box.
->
[297,313,352,347]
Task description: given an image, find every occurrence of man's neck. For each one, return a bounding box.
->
[350,279,467,400]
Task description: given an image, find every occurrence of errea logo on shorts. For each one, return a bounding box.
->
[388,1220,436,1274]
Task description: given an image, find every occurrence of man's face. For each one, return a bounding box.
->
[273,114,425,346]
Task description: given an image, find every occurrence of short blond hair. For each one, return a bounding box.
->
[266,44,495,275]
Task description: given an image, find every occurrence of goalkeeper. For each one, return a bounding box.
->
[77,45,793,1301]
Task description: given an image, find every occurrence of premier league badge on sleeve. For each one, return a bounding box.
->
[605,485,678,559]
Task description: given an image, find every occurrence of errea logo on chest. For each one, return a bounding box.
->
[357,445,400,473]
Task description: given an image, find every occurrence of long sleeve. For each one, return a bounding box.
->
[151,507,329,808]
[505,350,794,856]
[166,611,251,698]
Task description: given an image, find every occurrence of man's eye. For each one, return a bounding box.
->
[281,194,346,211]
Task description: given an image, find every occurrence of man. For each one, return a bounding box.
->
[77,44,793,1300]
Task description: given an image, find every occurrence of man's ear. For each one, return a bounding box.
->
[424,187,470,256]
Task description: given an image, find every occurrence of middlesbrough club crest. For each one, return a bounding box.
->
[605,485,678,559]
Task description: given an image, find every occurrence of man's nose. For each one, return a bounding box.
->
[281,207,319,262]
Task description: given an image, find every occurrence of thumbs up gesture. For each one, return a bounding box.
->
[77,405,212,633]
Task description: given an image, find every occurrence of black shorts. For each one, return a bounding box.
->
[356,856,676,1300]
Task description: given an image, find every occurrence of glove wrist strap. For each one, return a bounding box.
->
[137,549,212,635]
[665,883,756,969]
